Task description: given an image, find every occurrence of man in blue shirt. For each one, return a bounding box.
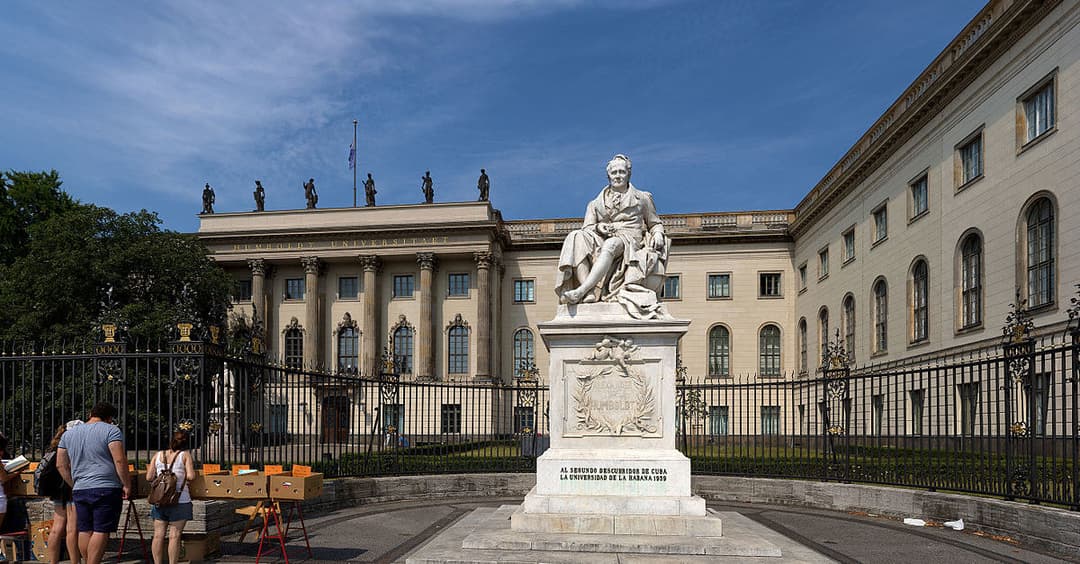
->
[57,402,131,564]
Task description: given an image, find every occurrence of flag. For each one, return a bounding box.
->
[347,142,356,170]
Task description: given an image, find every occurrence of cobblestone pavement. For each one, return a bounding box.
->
[113,497,1073,563]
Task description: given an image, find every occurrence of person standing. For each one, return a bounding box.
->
[146,432,195,564]
[0,433,12,531]
[57,403,131,564]
[45,422,81,564]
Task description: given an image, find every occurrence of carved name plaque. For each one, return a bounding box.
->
[563,337,662,438]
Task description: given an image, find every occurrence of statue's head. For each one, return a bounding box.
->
[481,168,486,174]
[255,180,262,187]
[606,154,631,189]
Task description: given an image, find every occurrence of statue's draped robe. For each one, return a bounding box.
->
[554,183,669,319]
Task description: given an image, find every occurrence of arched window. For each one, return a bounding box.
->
[337,327,359,374]
[284,327,303,369]
[1025,198,1055,307]
[911,260,929,343]
[448,326,469,374]
[961,233,982,328]
[513,329,535,378]
[759,324,781,377]
[873,279,888,353]
[393,326,414,374]
[708,325,730,377]
[818,307,829,367]
[842,295,856,359]
[798,318,808,374]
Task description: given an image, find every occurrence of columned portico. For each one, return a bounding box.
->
[248,258,267,327]
[301,256,322,369]
[359,255,380,377]
[416,252,438,380]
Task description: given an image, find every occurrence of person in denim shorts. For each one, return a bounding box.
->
[46,422,81,564]
[147,431,195,564]
[57,403,131,564]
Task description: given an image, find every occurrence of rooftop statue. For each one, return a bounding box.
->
[304,178,318,209]
[420,171,434,204]
[254,180,265,212]
[364,173,377,207]
[477,168,490,201]
[554,154,669,319]
[201,183,215,214]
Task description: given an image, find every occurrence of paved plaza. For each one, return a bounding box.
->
[108,497,1070,563]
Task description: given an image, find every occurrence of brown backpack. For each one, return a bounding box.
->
[147,451,184,506]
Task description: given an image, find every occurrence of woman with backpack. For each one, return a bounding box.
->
[43,422,80,564]
[146,432,195,564]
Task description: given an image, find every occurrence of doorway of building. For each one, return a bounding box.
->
[322,395,350,443]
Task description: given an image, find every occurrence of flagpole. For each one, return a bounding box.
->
[352,119,358,207]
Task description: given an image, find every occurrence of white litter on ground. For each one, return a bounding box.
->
[944,519,964,531]
[903,518,927,527]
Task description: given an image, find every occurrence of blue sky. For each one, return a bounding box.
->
[1,1,985,233]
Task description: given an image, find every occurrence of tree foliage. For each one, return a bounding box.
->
[0,170,233,343]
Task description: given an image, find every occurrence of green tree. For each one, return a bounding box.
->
[0,172,233,343]
[0,170,76,264]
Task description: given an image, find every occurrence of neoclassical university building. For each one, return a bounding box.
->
[199,0,1077,392]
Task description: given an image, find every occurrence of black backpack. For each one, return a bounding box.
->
[34,451,65,498]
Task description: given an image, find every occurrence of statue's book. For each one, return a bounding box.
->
[2,455,29,473]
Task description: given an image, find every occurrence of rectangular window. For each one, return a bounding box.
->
[1034,374,1051,436]
[707,273,731,299]
[338,276,359,299]
[842,229,855,262]
[235,279,253,301]
[269,404,288,435]
[441,404,462,434]
[798,264,807,291]
[285,278,306,300]
[514,406,535,433]
[818,248,829,279]
[513,279,535,303]
[447,273,470,297]
[661,275,681,300]
[758,273,781,298]
[761,406,781,436]
[1022,77,1055,144]
[872,204,888,243]
[708,406,729,436]
[957,382,979,436]
[393,275,414,298]
[910,174,928,218]
[909,389,924,435]
[958,132,983,187]
[871,394,884,436]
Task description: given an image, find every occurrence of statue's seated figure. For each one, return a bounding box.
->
[554,154,669,319]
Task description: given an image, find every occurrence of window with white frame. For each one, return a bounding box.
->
[284,327,303,369]
[285,278,306,300]
[759,272,781,298]
[393,326,414,374]
[910,173,928,219]
[441,404,462,434]
[909,389,925,435]
[957,131,983,186]
[911,260,929,343]
[759,324,781,377]
[393,274,414,298]
[708,406,729,436]
[871,394,884,436]
[798,318,807,374]
[1021,75,1055,144]
[447,273,469,297]
[819,248,829,279]
[448,326,469,374]
[661,275,681,299]
[337,327,358,373]
[961,233,983,328]
[708,325,730,377]
[513,328,535,378]
[513,279,535,303]
[818,308,829,366]
[235,279,253,302]
[957,382,979,436]
[798,264,807,291]
[842,228,855,262]
[707,273,731,299]
[872,204,888,243]
[873,279,888,353]
[1025,198,1055,308]
[338,276,359,299]
[842,295,855,358]
[761,406,781,435]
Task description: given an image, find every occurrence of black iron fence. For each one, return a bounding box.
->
[1,325,1076,509]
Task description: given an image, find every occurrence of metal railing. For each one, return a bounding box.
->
[1,325,1076,509]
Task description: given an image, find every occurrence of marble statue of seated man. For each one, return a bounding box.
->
[554,154,670,319]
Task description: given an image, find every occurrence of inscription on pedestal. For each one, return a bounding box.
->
[560,466,669,482]
[563,337,662,438]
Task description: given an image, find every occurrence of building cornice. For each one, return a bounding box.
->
[790,0,1059,238]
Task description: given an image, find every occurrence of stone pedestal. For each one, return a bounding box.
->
[510,303,721,540]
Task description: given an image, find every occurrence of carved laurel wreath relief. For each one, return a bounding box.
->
[570,337,657,436]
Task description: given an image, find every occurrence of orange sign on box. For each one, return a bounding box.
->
[203,464,221,474]
[265,465,284,476]
[231,464,250,476]
[293,465,312,477]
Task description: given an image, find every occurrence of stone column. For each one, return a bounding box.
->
[301,256,321,370]
[474,251,495,380]
[247,258,267,326]
[359,255,381,377]
[416,252,438,380]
